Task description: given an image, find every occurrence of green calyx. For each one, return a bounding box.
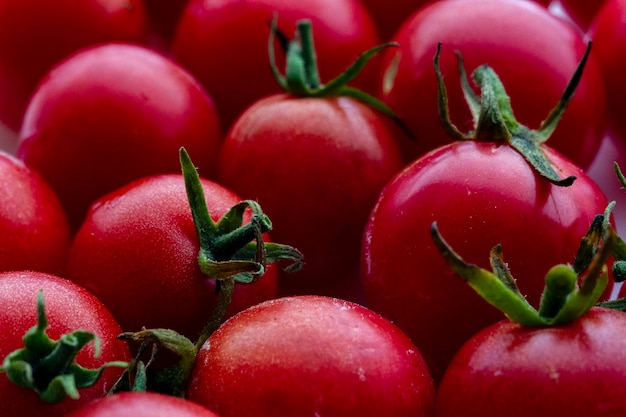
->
[434,41,593,187]
[430,203,616,327]
[0,291,128,403]
[113,148,304,397]
[268,17,409,132]
[180,146,303,346]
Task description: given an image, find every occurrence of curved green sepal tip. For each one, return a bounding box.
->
[430,212,615,327]
[434,41,592,187]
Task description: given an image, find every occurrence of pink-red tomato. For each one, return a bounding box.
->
[172,0,381,130]
[16,43,222,230]
[64,392,220,417]
[0,0,149,132]
[378,0,606,167]
[588,0,626,141]
[0,271,131,417]
[361,141,610,382]
[187,295,435,417]
[217,94,404,301]
[66,174,277,342]
[0,150,70,275]
[436,307,626,416]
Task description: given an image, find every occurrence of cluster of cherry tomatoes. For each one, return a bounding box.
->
[2,0,626,416]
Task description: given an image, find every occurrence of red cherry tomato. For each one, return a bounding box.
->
[64,392,219,417]
[66,174,277,341]
[217,94,404,301]
[437,307,626,416]
[0,0,149,132]
[0,271,130,417]
[187,295,435,417]
[361,141,610,381]
[16,43,222,230]
[172,0,380,130]
[378,0,606,167]
[0,151,70,275]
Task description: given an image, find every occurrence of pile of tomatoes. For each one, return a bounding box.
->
[2,0,626,416]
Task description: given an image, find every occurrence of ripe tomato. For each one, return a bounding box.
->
[437,307,626,416]
[588,0,626,141]
[217,94,404,301]
[66,174,278,342]
[378,0,606,167]
[172,0,380,130]
[0,0,149,132]
[16,43,222,230]
[64,392,219,417]
[187,295,435,417]
[0,150,70,275]
[361,140,610,382]
[0,271,130,417]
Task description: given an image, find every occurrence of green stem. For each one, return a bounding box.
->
[194,278,235,351]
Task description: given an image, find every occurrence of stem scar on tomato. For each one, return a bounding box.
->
[434,41,594,186]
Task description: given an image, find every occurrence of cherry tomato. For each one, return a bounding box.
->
[0,271,130,417]
[0,150,70,275]
[217,94,404,301]
[361,141,610,381]
[172,0,381,130]
[16,43,222,230]
[187,295,435,417]
[378,0,606,167]
[66,174,278,342]
[437,307,626,416]
[0,0,149,132]
[64,392,219,417]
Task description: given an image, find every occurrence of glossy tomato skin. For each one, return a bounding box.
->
[0,271,131,417]
[16,43,222,231]
[172,0,381,130]
[66,174,277,341]
[588,0,626,141]
[0,0,149,132]
[187,295,435,417]
[0,151,70,275]
[217,94,404,301]
[437,308,626,416]
[64,392,219,417]
[378,0,606,167]
[361,141,610,382]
